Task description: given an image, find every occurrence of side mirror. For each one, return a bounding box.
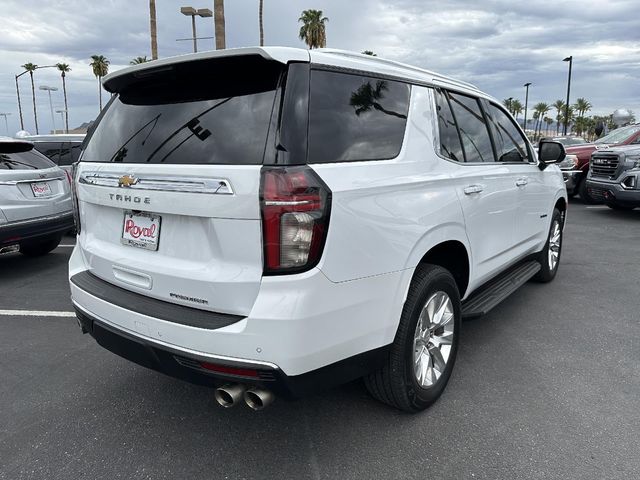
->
[538,140,566,170]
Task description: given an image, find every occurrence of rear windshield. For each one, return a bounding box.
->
[82,56,282,165]
[0,150,55,170]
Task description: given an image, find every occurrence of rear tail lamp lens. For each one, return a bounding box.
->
[70,162,81,234]
[260,166,331,274]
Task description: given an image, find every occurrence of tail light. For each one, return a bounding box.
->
[70,163,81,233]
[260,166,331,275]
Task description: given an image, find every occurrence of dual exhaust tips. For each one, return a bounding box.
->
[214,384,274,411]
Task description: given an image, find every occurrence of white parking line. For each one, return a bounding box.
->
[586,206,608,209]
[58,245,76,248]
[0,309,75,317]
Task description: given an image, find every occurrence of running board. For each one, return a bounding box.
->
[462,260,541,319]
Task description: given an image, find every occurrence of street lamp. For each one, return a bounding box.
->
[56,110,67,134]
[180,6,213,53]
[563,56,573,135]
[0,113,11,136]
[39,85,58,134]
[523,82,532,133]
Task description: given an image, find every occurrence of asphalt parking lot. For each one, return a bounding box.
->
[1,201,639,480]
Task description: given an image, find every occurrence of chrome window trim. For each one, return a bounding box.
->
[79,172,234,195]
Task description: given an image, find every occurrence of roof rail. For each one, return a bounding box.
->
[316,48,480,91]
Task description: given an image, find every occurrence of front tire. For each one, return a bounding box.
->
[19,234,62,257]
[364,264,461,412]
[578,178,599,204]
[533,208,563,283]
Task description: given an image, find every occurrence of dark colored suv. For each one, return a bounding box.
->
[586,145,640,210]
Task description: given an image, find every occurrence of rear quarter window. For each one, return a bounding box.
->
[307,70,410,163]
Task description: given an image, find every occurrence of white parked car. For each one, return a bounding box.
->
[18,134,85,174]
[0,137,74,255]
[69,48,568,412]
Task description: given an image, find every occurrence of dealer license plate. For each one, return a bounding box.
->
[121,211,161,251]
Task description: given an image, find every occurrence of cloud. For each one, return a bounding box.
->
[0,0,637,135]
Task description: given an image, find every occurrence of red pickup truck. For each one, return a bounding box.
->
[561,124,640,203]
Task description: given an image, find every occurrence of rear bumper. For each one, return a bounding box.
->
[69,245,410,386]
[74,303,390,398]
[0,211,74,246]
[586,178,640,207]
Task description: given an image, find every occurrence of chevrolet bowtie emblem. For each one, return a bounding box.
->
[118,175,138,187]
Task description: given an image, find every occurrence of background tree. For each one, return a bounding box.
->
[503,98,514,115]
[90,55,110,112]
[149,0,158,59]
[559,106,574,134]
[533,102,550,139]
[214,0,226,49]
[552,100,565,135]
[362,50,376,56]
[298,9,328,49]
[544,116,553,136]
[349,80,407,119]
[21,62,39,134]
[511,99,523,120]
[259,0,264,46]
[573,97,592,120]
[56,63,71,133]
[130,56,149,65]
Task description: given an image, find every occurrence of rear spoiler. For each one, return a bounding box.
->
[103,47,310,94]
[0,139,34,154]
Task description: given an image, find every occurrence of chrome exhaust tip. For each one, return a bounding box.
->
[214,384,246,408]
[244,388,275,411]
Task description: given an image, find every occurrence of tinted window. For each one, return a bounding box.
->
[0,150,56,170]
[58,142,82,166]
[486,104,530,163]
[33,142,62,164]
[448,93,495,163]
[307,70,410,163]
[82,56,282,164]
[434,89,464,162]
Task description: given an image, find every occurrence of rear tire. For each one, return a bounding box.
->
[19,234,62,257]
[364,264,461,412]
[533,208,562,283]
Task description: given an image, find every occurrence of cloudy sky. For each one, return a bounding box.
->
[0,0,638,135]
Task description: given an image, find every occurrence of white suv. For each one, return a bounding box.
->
[69,48,567,412]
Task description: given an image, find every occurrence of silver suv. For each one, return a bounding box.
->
[0,138,73,255]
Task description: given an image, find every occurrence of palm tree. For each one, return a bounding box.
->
[362,50,376,56]
[149,0,158,60]
[56,63,71,133]
[573,98,592,120]
[130,56,149,65]
[559,106,574,134]
[259,0,264,46]
[349,80,407,119]
[214,0,226,49]
[298,9,328,49]
[552,100,565,135]
[503,98,514,115]
[21,62,39,134]
[511,99,523,121]
[90,55,110,112]
[544,117,553,135]
[533,102,550,139]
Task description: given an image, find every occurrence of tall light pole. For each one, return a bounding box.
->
[563,56,573,135]
[56,110,67,134]
[39,85,58,134]
[180,7,212,53]
[0,113,11,136]
[523,82,532,132]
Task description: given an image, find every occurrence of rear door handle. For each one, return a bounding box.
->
[516,177,528,187]
[463,185,484,195]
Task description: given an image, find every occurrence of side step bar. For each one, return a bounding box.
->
[462,260,541,319]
